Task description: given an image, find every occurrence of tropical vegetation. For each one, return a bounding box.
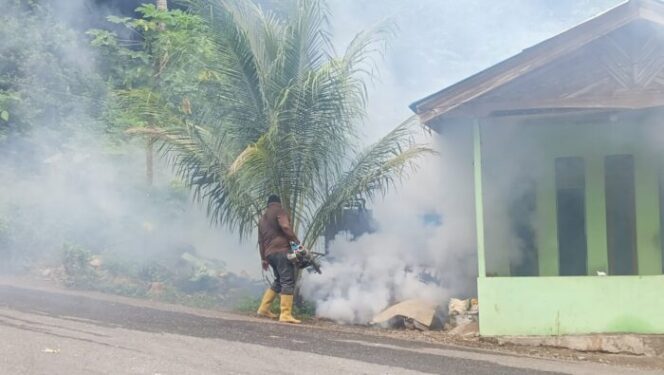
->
[104,0,430,249]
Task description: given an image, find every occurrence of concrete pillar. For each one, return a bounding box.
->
[474,120,486,278]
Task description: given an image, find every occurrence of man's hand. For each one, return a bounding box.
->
[262,259,269,271]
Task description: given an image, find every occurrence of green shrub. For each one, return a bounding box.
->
[102,257,140,278]
[138,262,174,283]
[62,243,97,288]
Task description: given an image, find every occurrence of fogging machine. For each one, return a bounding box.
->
[288,242,323,274]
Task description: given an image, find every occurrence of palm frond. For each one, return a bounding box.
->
[137,1,428,246]
[188,0,270,147]
[303,116,434,246]
[113,88,182,129]
[134,123,263,237]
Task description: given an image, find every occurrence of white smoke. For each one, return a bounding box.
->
[301,0,622,324]
[302,124,477,324]
[0,0,261,278]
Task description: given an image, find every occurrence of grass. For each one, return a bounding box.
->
[59,243,317,317]
[235,294,316,320]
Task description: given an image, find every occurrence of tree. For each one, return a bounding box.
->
[146,0,169,186]
[141,0,431,249]
[89,2,214,185]
[0,0,104,146]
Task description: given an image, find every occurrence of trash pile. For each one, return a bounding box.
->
[445,298,479,337]
[369,297,479,336]
[371,299,441,330]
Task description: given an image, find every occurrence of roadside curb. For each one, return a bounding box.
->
[482,334,664,357]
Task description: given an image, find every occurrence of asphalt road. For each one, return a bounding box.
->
[0,284,659,375]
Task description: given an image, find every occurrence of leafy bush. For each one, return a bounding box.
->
[139,262,174,283]
[102,257,140,278]
[175,274,219,294]
[62,243,97,288]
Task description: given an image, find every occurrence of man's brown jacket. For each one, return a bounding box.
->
[258,202,299,260]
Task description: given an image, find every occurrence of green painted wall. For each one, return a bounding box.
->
[478,276,664,336]
[473,116,664,335]
[480,119,663,277]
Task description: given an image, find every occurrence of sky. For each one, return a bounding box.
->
[328,0,622,141]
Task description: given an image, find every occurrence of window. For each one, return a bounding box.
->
[509,178,538,276]
[556,157,587,276]
[605,155,637,275]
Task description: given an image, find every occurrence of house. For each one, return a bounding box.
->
[410,0,664,336]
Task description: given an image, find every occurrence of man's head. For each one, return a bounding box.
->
[267,194,281,205]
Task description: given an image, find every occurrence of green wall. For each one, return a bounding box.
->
[478,276,664,336]
[480,119,663,277]
[471,115,664,335]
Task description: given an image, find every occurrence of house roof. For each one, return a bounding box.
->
[410,0,664,125]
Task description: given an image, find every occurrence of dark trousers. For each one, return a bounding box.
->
[268,252,295,295]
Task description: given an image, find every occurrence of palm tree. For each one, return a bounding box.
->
[145,0,168,186]
[146,0,432,249]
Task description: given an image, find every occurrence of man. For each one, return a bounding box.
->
[256,195,301,324]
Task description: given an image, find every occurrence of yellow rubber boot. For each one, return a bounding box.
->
[279,294,301,324]
[256,288,278,319]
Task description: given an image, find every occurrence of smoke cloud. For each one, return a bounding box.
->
[0,0,260,278]
[302,124,477,324]
[301,0,622,324]
[0,0,626,321]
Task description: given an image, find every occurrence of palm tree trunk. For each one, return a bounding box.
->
[145,0,168,187]
[146,138,155,187]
